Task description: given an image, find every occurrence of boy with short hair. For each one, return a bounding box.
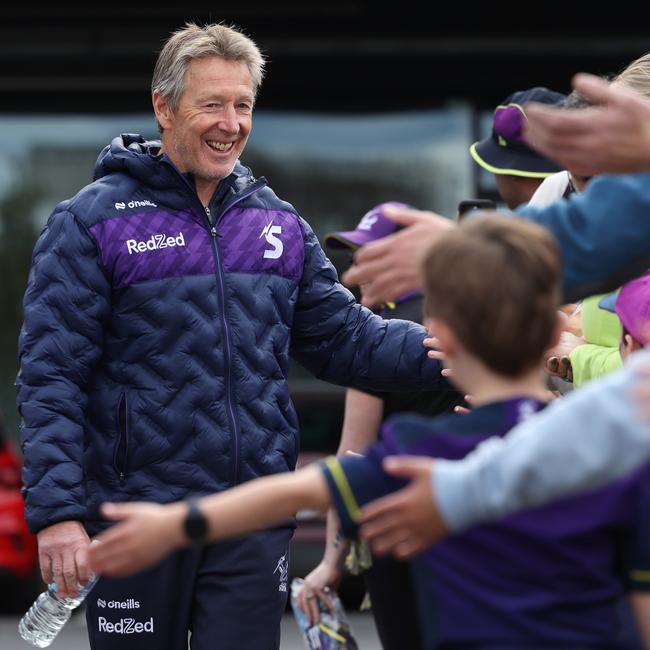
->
[91,216,650,648]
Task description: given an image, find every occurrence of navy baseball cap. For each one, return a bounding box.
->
[470,87,566,178]
[324,202,408,251]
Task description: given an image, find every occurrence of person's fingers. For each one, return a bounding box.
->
[454,405,471,415]
[359,492,407,530]
[358,272,412,308]
[100,502,139,521]
[366,524,410,556]
[381,455,431,479]
[393,537,426,560]
[350,236,394,267]
[571,72,634,107]
[340,256,384,290]
[296,589,311,623]
[75,545,91,586]
[320,588,336,615]
[39,552,53,586]
[380,205,430,226]
[427,349,446,361]
[306,593,320,625]
[464,394,475,404]
[559,356,571,378]
[60,550,79,597]
[49,551,65,594]
[441,367,453,377]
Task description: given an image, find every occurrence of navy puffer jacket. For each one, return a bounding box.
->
[17,134,443,534]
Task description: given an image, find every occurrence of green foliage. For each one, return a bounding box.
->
[0,182,41,440]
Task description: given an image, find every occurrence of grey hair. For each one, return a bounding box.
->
[611,52,650,99]
[151,22,265,126]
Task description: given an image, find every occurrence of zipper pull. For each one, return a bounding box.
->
[210,226,217,238]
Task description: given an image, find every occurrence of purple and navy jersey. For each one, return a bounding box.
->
[17,134,444,534]
[321,398,650,647]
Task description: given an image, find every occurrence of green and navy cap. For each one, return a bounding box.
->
[470,87,566,178]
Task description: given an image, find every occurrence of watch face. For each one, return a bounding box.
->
[184,499,208,542]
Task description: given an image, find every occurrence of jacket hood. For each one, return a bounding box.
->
[94,133,172,188]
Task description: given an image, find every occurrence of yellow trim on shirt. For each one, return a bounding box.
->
[630,569,650,582]
[324,456,361,523]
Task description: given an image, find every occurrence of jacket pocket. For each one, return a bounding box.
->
[113,392,129,482]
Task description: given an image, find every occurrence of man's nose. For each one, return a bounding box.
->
[218,105,239,134]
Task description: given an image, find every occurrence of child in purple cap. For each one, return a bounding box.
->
[304,203,466,650]
[600,270,650,359]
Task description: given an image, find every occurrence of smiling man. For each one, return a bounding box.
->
[16,22,445,650]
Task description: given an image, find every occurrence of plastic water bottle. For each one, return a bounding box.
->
[18,575,98,647]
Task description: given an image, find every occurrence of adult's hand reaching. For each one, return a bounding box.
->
[37,520,91,598]
[358,456,449,559]
[342,205,454,308]
[524,73,650,177]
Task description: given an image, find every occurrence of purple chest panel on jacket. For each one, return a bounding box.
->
[89,210,214,289]
[217,207,304,283]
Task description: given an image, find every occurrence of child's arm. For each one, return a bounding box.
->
[629,592,650,649]
[89,464,330,577]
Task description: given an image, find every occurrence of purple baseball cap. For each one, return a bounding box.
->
[324,202,408,251]
[599,270,650,344]
[470,87,566,178]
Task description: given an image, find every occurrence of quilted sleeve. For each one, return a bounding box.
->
[17,207,111,533]
[290,220,446,392]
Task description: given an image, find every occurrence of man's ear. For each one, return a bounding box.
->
[152,90,174,131]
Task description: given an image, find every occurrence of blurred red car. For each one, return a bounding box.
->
[0,436,41,613]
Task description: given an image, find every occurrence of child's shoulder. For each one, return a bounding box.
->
[381,411,465,451]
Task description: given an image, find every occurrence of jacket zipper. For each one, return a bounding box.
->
[114,392,129,483]
[204,179,266,486]
[161,159,266,486]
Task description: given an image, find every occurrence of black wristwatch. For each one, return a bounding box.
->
[183,497,208,544]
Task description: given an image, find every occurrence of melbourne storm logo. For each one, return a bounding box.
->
[260,221,283,259]
[273,553,289,592]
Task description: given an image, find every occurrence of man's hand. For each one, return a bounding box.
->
[358,456,449,559]
[424,336,473,412]
[89,502,186,578]
[37,521,91,597]
[524,73,650,177]
[341,205,454,308]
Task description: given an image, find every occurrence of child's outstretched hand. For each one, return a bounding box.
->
[89,502,186,577]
